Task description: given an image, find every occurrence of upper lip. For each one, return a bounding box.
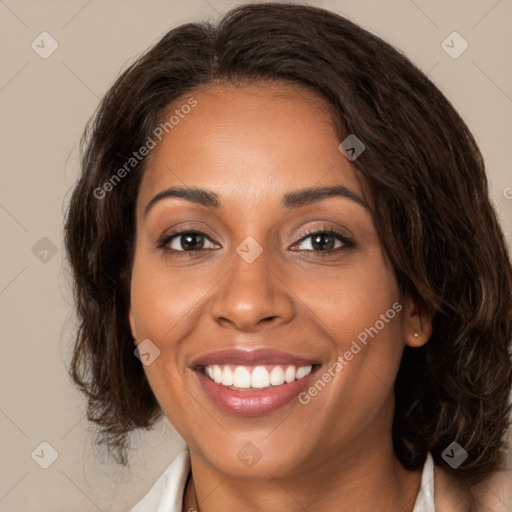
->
[191,348,320,368]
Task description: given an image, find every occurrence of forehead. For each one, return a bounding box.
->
[138,82,366,209]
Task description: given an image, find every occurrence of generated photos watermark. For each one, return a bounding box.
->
[134,338,161,366]
[441,441,468,469]
[298,302,403,404]
[93,97,197,200]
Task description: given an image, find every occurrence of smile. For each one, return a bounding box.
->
[191,348,321,416]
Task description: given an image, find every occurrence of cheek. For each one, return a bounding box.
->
[295,249,402,351]
[130,252,217,342]
[295,250,405,402]
[130,260,199,433]
[129,251,225,424]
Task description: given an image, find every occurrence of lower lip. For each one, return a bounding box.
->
[194,369,318,416]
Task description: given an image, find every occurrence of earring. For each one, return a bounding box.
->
[413,332,419,338]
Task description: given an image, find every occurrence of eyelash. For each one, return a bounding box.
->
[158,225,355,258]
[295,227,356,255]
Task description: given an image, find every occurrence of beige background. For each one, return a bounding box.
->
[1,0,511,511]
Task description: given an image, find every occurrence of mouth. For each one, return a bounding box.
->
[191,348,322,416]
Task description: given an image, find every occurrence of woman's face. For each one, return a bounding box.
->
[129,82,426,478]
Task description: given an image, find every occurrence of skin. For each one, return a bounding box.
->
[128,82,436,512]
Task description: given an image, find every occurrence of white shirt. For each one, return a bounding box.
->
[130,448,435,512]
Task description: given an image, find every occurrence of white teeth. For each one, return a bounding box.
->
[221,366,233,386]
[204,364,313,389]
[284,366,296,383]
[232,366,251,388]
[296,366,313,379]
[212,365,223,384]
[269,366,285,385]
[251,366,270,389]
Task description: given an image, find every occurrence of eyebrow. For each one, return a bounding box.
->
[283,185,369,209]
[144,184,369,217]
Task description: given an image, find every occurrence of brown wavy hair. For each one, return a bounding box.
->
[64,2,512,488]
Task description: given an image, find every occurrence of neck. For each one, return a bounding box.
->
[184,432,422,512]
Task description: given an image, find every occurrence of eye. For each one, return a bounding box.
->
[291,228,355,253]
[157,227,354,256]
[159,230,219,252]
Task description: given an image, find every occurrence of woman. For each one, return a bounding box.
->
[64,3,512,511]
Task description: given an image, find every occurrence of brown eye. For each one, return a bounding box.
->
[308,233,337,251]
[292,229,355,253]
[160,231,219,252]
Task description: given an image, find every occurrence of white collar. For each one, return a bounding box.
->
[412,452,435,512]
[130,449,435,512]
[130,448,190,512]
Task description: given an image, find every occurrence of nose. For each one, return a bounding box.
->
[210,247,295,332]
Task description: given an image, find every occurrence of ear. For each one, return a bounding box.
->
[401,295,432,348]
